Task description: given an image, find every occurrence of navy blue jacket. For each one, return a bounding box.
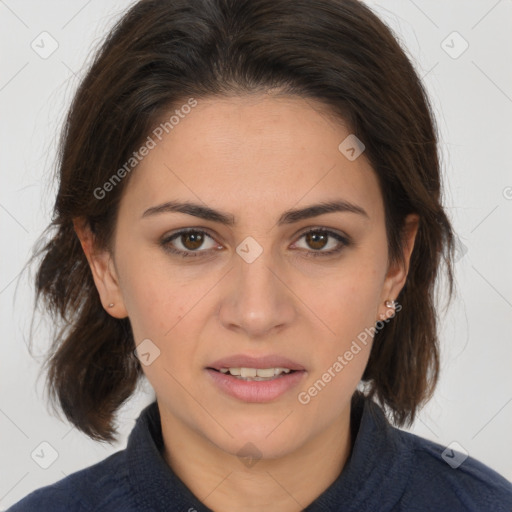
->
[7,393,512,511]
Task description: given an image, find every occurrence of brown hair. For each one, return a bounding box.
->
[24,0,455,442]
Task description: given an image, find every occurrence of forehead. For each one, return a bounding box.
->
[118,94,383,223]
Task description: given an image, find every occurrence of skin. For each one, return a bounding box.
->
[74,93,418,512]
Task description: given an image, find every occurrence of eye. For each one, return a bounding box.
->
[160,229,219,258]
[292,228,350,257]
[160,227,351,259]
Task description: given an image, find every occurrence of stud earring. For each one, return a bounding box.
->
[385,299,395,308]
[108,303,114,308]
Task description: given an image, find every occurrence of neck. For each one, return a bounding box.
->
[159,404,353,512]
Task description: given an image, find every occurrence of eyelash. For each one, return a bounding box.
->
[160,227,351,259]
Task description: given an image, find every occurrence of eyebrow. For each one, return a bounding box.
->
[141,199,368,225]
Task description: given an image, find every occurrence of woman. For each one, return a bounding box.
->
[8,0,512,510]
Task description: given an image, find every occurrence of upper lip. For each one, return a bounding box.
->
[207,354,305,371]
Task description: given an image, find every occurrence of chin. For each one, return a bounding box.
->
[209,418,306,461]
[219,436,299,464]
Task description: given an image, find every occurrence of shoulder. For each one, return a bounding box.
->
[6,449,138,512]
[394,427,512,512]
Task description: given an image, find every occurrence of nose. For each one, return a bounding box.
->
[217,244,296,339]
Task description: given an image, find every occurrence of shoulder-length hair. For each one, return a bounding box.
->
[26,0,455,442]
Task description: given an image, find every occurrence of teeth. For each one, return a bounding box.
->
[218,367,292,377]
[241,367,257,378]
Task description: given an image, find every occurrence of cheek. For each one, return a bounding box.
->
[117,256,208,376]
[120,275,170,339]
[124,272,201,397]
[299,284,377,411]
[127,286,194,351]
[309,262,384,339]
[301,256,385,391]
[115,242,189,336]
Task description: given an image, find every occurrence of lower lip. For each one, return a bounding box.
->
[205,369,306,402]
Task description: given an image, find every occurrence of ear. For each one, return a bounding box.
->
[72,217,128,319]
[378,213,419,320]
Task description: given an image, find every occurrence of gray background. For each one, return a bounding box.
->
[1,0,511,508]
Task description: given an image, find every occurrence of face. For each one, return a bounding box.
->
[78,93,416,460]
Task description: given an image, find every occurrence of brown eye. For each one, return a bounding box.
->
[180,231,205,250]
[304,231,329,250]
[293,228,350,258]
[161,229,218,258]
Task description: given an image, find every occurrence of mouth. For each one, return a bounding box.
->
[207,366,300,381]
[207,354,305,373]
[207,367,299,382]
[204,354,306,402]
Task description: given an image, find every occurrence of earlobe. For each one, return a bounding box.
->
[72,217,128,319]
